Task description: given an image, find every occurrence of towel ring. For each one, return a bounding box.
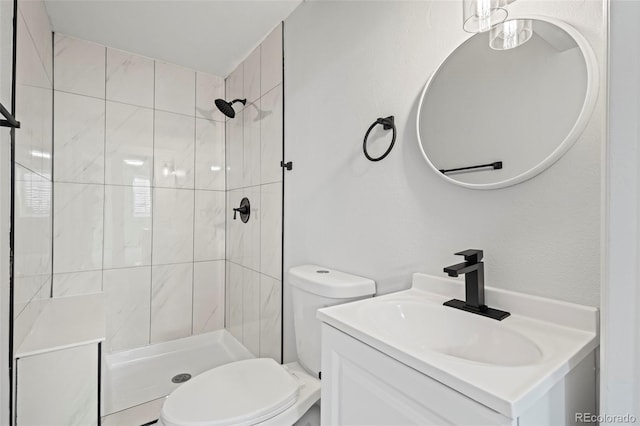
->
[363,116,396,162]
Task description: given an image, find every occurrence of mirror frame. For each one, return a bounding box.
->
[416,15,599,190]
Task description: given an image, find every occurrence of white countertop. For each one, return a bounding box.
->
[16,293,106,358]
[317,273,599,418]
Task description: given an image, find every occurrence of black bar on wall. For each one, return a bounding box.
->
[0,102,19,128]
[439,161,503,175]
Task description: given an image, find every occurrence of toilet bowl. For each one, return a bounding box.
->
[159,265,375,426]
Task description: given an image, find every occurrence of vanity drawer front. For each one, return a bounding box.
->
[321,324,514,426]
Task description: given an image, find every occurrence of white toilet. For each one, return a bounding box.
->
[159,265,375,426]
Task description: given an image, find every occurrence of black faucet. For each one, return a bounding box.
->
[443,249,510,321]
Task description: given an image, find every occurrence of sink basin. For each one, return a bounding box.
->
[358,299,543,366]
[318,273,599,418]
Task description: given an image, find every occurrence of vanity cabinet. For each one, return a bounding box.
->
[321,324,513,426]
[321,324,596,426]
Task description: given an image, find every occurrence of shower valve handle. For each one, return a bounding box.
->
[233,205,248,220]
[233,198,251,223]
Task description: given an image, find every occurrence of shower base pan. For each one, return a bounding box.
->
[102,330,253,417]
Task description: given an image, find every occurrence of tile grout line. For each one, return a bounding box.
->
[101,46,107,294]
[52,88,227,123]
[240,63,245,346]
[224,76,229,332]
[49,31,55,298]
[191,72,197,336]
[149,59,156,346]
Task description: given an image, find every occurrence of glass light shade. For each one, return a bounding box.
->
[489,19,533,50]
[463,0,508,33]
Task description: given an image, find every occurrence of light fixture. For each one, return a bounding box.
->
[463,0,508,33]
[489,19,533,50]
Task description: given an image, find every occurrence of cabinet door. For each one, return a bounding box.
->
[17,344,98,426]
[321,324,514,426]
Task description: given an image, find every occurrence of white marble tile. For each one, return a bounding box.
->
[53,182,104,273]
[106,48,154,108]
[105,102,153,186]
[153,110,195,189]
[243,100,261,187]
[225,261,231,332]
[194,190,225,262]
[40,89,53,178]
[54,91,105,184]
[13,287,50,350]
[227,261,243,342]
[260,86,283,184]
[260,183,282,279]
[193,261,225,334]
[18,0,53,82]
[241,186,261,271]
[104,184,152,269]
[15,86,47,175]
[16,84,51,176]
[150,263,193,344]
[13,165,52,280]
[226,64,244,112]
[155,61,195,116]
[17,344,98,426]
[226,111,243,190]
[151,188,194,265]
[52,270,102,297]
[243,267,260,356]
[14,275,50,318]
[259,274,282,361]
[196,72,225,122]
[54,33,105,98]
[226,190,243,265]
[104,266,151,352]
[16,12,50,90]
[244,46,261,103]
[261,24,283,96]
[15,23,53,177]
[195,118,225,191]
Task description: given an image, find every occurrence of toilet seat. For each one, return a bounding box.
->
[161,358,300,426]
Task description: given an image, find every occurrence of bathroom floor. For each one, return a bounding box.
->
[102,330,253,424]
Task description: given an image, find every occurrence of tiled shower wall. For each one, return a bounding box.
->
[51,33,227,353]
[225,24,283,361]
[13,0,53,349]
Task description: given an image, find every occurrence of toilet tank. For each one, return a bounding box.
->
[289,265,375,377]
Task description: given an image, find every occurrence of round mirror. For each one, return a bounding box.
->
[416,17,598,189]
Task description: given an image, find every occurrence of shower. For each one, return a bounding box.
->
[214,98,246,118]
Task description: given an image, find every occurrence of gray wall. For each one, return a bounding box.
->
[283,0,605,362]
[602,0,640,419]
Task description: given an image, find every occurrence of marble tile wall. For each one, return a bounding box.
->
[51,33,226,353]
[13,0,53,350]
[225,24,283,362]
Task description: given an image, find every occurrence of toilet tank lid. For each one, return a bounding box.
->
[288,265,375,298]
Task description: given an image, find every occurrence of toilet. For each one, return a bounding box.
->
[159,265,375,426]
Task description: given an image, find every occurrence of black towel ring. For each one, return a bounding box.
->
[363,116,396,162]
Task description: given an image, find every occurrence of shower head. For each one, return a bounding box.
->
[214,98,246,119]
